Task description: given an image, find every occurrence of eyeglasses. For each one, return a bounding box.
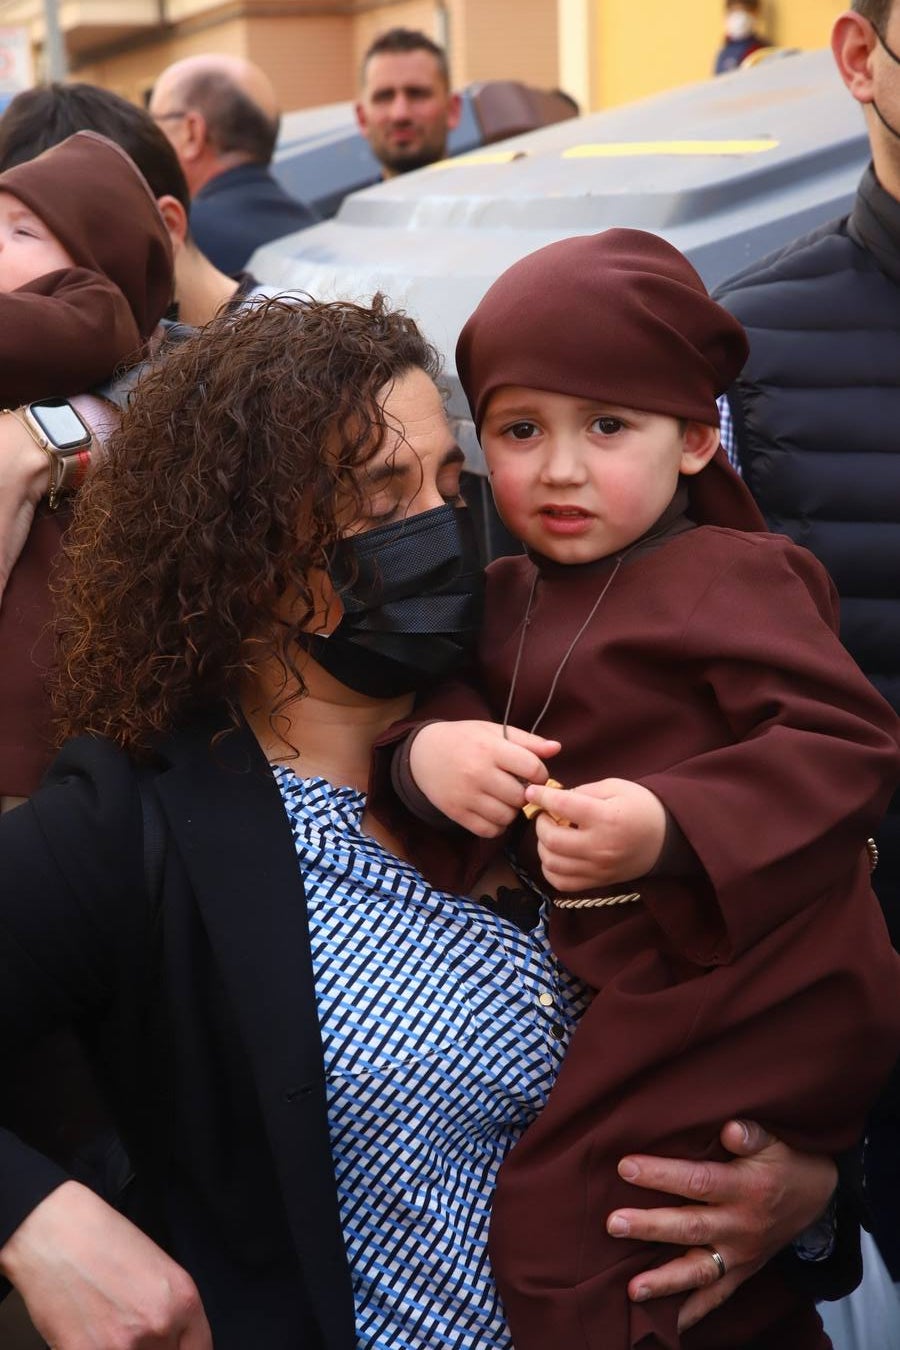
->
[151,110,188,124]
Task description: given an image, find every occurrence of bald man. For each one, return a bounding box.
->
[149,53,317,274]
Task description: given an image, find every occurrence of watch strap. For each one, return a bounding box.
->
[7,405,95,509]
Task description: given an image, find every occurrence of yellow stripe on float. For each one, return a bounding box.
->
[563,138,779,158]
[428,150,526,169]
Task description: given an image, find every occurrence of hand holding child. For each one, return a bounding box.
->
[409,720,561,837]
[524,778,667,892]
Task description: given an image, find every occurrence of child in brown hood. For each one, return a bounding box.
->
[0,130,173,798]
[370,230,900,1350]
[0,129,172,402]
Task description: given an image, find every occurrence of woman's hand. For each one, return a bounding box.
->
[409,721,560,837]
[526,779,667,892]
[0,413,49,610]
[0,395,113,611]
[607,1120,837,1331]
[0,1180,213,1349]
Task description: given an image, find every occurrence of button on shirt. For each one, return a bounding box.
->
[274,768,587,1349]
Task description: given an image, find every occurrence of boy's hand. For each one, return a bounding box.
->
[525,778,667,892]
[409,721,561,837]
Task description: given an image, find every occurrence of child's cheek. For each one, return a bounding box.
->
[487,464,528,528]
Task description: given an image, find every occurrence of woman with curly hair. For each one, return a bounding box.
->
[0,297,842,1350]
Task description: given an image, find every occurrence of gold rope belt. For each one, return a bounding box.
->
[553,891,641,909]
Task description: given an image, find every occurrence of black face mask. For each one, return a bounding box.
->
[872,26,900,140]
[299,504,484,698]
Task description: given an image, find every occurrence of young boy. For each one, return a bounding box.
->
[0,130,173,800]
[370,230,900,1349]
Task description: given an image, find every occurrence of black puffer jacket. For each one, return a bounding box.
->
[715,165,900,945]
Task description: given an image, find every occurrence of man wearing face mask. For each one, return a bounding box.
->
[714,0,900,1300]
[714,0,769,74]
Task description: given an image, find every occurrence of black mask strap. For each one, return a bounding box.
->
[872,27,900,140]
[874,24,900,67]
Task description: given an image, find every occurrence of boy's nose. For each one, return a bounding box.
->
[540,437,587,485]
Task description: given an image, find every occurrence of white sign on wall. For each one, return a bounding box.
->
[0,25,34,112]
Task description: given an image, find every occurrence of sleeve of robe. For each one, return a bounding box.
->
[369,673,507,892]
[0,269,143,407]
[637,538,900,965]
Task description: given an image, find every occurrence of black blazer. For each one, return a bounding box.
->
[0,709,353,1350]
[189,164,318,275]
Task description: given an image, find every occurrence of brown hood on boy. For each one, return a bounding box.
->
[456,228,765,534]
[0,129,172,341]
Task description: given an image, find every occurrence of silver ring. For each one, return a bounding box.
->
[707,1246,727,1281]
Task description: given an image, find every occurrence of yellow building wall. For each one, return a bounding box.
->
[74,14,354,110]
[454,0,558,87]
[76,20,247,106]
[592,0,848,111]
[353,0,439,77]
[248,17,355,108]
[10,0,850,121]
[70,0,539,113]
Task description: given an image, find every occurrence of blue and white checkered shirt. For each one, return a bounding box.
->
[718,394,741,473]
[274,767,588,1349]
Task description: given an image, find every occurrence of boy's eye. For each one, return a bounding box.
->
[592,416,625,436]
[503,420,540,441]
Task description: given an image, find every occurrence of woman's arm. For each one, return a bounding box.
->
[608,1119,840,1332]
[0,749,214,1346]
[0,394,117,608]
[0,1182,212,1349]
[0,412,49,608]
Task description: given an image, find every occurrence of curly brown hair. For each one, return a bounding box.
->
[53,295,441,753]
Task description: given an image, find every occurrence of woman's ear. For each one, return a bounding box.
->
[679,421,721,476]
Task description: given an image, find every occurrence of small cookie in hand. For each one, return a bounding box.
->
[522,779,571,828]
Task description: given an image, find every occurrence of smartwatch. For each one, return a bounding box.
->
[17,398,95,509]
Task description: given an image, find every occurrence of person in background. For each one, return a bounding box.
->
[0,130,173,1350]
[0,83,277,629]
[714,0,900,1299]
[148,53,317,274]
[0,131,172,805]
[0,88,281,1348]
[356,28,461,177]
[714,0,770,74]
[0,83,268,330]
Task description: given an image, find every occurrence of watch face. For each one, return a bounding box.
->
[29,399,92,451]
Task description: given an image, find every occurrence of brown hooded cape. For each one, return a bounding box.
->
[371,476,900,1350]
[369,229,900,1349]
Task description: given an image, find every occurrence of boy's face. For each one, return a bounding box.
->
[480,386,718,565]
[0,191,74,293]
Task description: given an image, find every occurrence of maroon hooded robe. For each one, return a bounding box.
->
[369,231,900,1350]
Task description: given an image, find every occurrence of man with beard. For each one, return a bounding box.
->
[355,29,461,178]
